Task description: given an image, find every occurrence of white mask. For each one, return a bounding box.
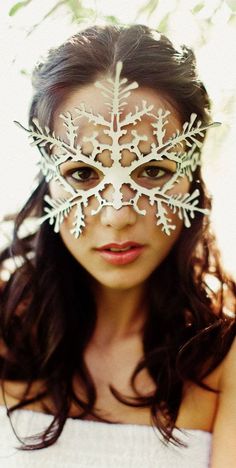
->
[16,62,219,237]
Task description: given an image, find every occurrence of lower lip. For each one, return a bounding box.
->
[96,247,144,265]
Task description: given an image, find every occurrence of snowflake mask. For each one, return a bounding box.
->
[16,62,219,237]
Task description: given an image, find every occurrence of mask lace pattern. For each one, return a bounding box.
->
[15,62,219,237]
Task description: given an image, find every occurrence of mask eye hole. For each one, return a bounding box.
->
[60,162,104,190]
[131,160,176,189]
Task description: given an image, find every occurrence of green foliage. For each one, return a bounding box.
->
[8,0,235,34]
[20,68,31,77]
[191,2,205,14]
[65,0,95,22]
[103,15,121,24]
[8,0,118,31]
[226,0,236,10]
[9,0,33,16]
[136,0,160,19]
[157,12,170,33]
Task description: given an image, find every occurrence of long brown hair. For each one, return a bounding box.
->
[0,24,235,450]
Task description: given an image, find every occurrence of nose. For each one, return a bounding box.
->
[100,204,137,229]
[99,183,137,230]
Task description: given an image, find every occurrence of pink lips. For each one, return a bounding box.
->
[96,242,144,265]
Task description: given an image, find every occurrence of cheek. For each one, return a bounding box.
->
[59,211,87,264]
[58,196,99,253]
[49,178,99,229]
[171,176,190,196]
[137,177,190,225]
[137,183,187,247]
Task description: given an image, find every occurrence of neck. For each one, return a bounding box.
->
[91,284,148,346]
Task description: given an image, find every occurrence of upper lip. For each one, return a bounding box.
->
[96,242,143,250]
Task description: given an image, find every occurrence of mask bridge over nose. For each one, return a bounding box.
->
[93,178,137,212]
[90,178,147,217]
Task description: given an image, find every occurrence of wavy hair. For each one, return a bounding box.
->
[0,24,235,450]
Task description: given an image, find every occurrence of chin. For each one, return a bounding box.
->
[90,267,153,292]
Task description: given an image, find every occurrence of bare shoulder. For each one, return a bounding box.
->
[0,379,24,407]
[0,374,33,413]
[210,335,236,468]
[0,377,49,414]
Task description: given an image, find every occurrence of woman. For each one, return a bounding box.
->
[0,24,235,467]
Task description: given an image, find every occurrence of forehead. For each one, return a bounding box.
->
[52,80,181,139]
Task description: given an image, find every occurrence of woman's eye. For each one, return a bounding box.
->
[66,167,99,184]
[132,164,175,189]
[140,166,168,179]
[70,167,97,181]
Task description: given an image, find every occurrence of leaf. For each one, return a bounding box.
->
[191,2,205,15]
[20,68,30,77]
[226,0,236,11]
[25,1,65,38]
[9,0,33,16]
[157,13,170,33]
[136,0,159,19]
[104,15,120,24]
[65,0,95,22]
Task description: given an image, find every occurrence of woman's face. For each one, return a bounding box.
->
[50,83,189,291]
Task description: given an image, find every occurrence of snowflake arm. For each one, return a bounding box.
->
[70,202,86,238]
[151,108,170,146]
[122,101,154,127]
[60,111,79,148]
[166,115,221,151]
[15,118,75,156]
[166,189,209,227]
[75,103,109,127]
[177,145,201,182]
[156,200,176,235]
[40,195,76,233]
[95,61,139,114]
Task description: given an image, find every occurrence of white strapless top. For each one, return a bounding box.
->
[0,406,212,467]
